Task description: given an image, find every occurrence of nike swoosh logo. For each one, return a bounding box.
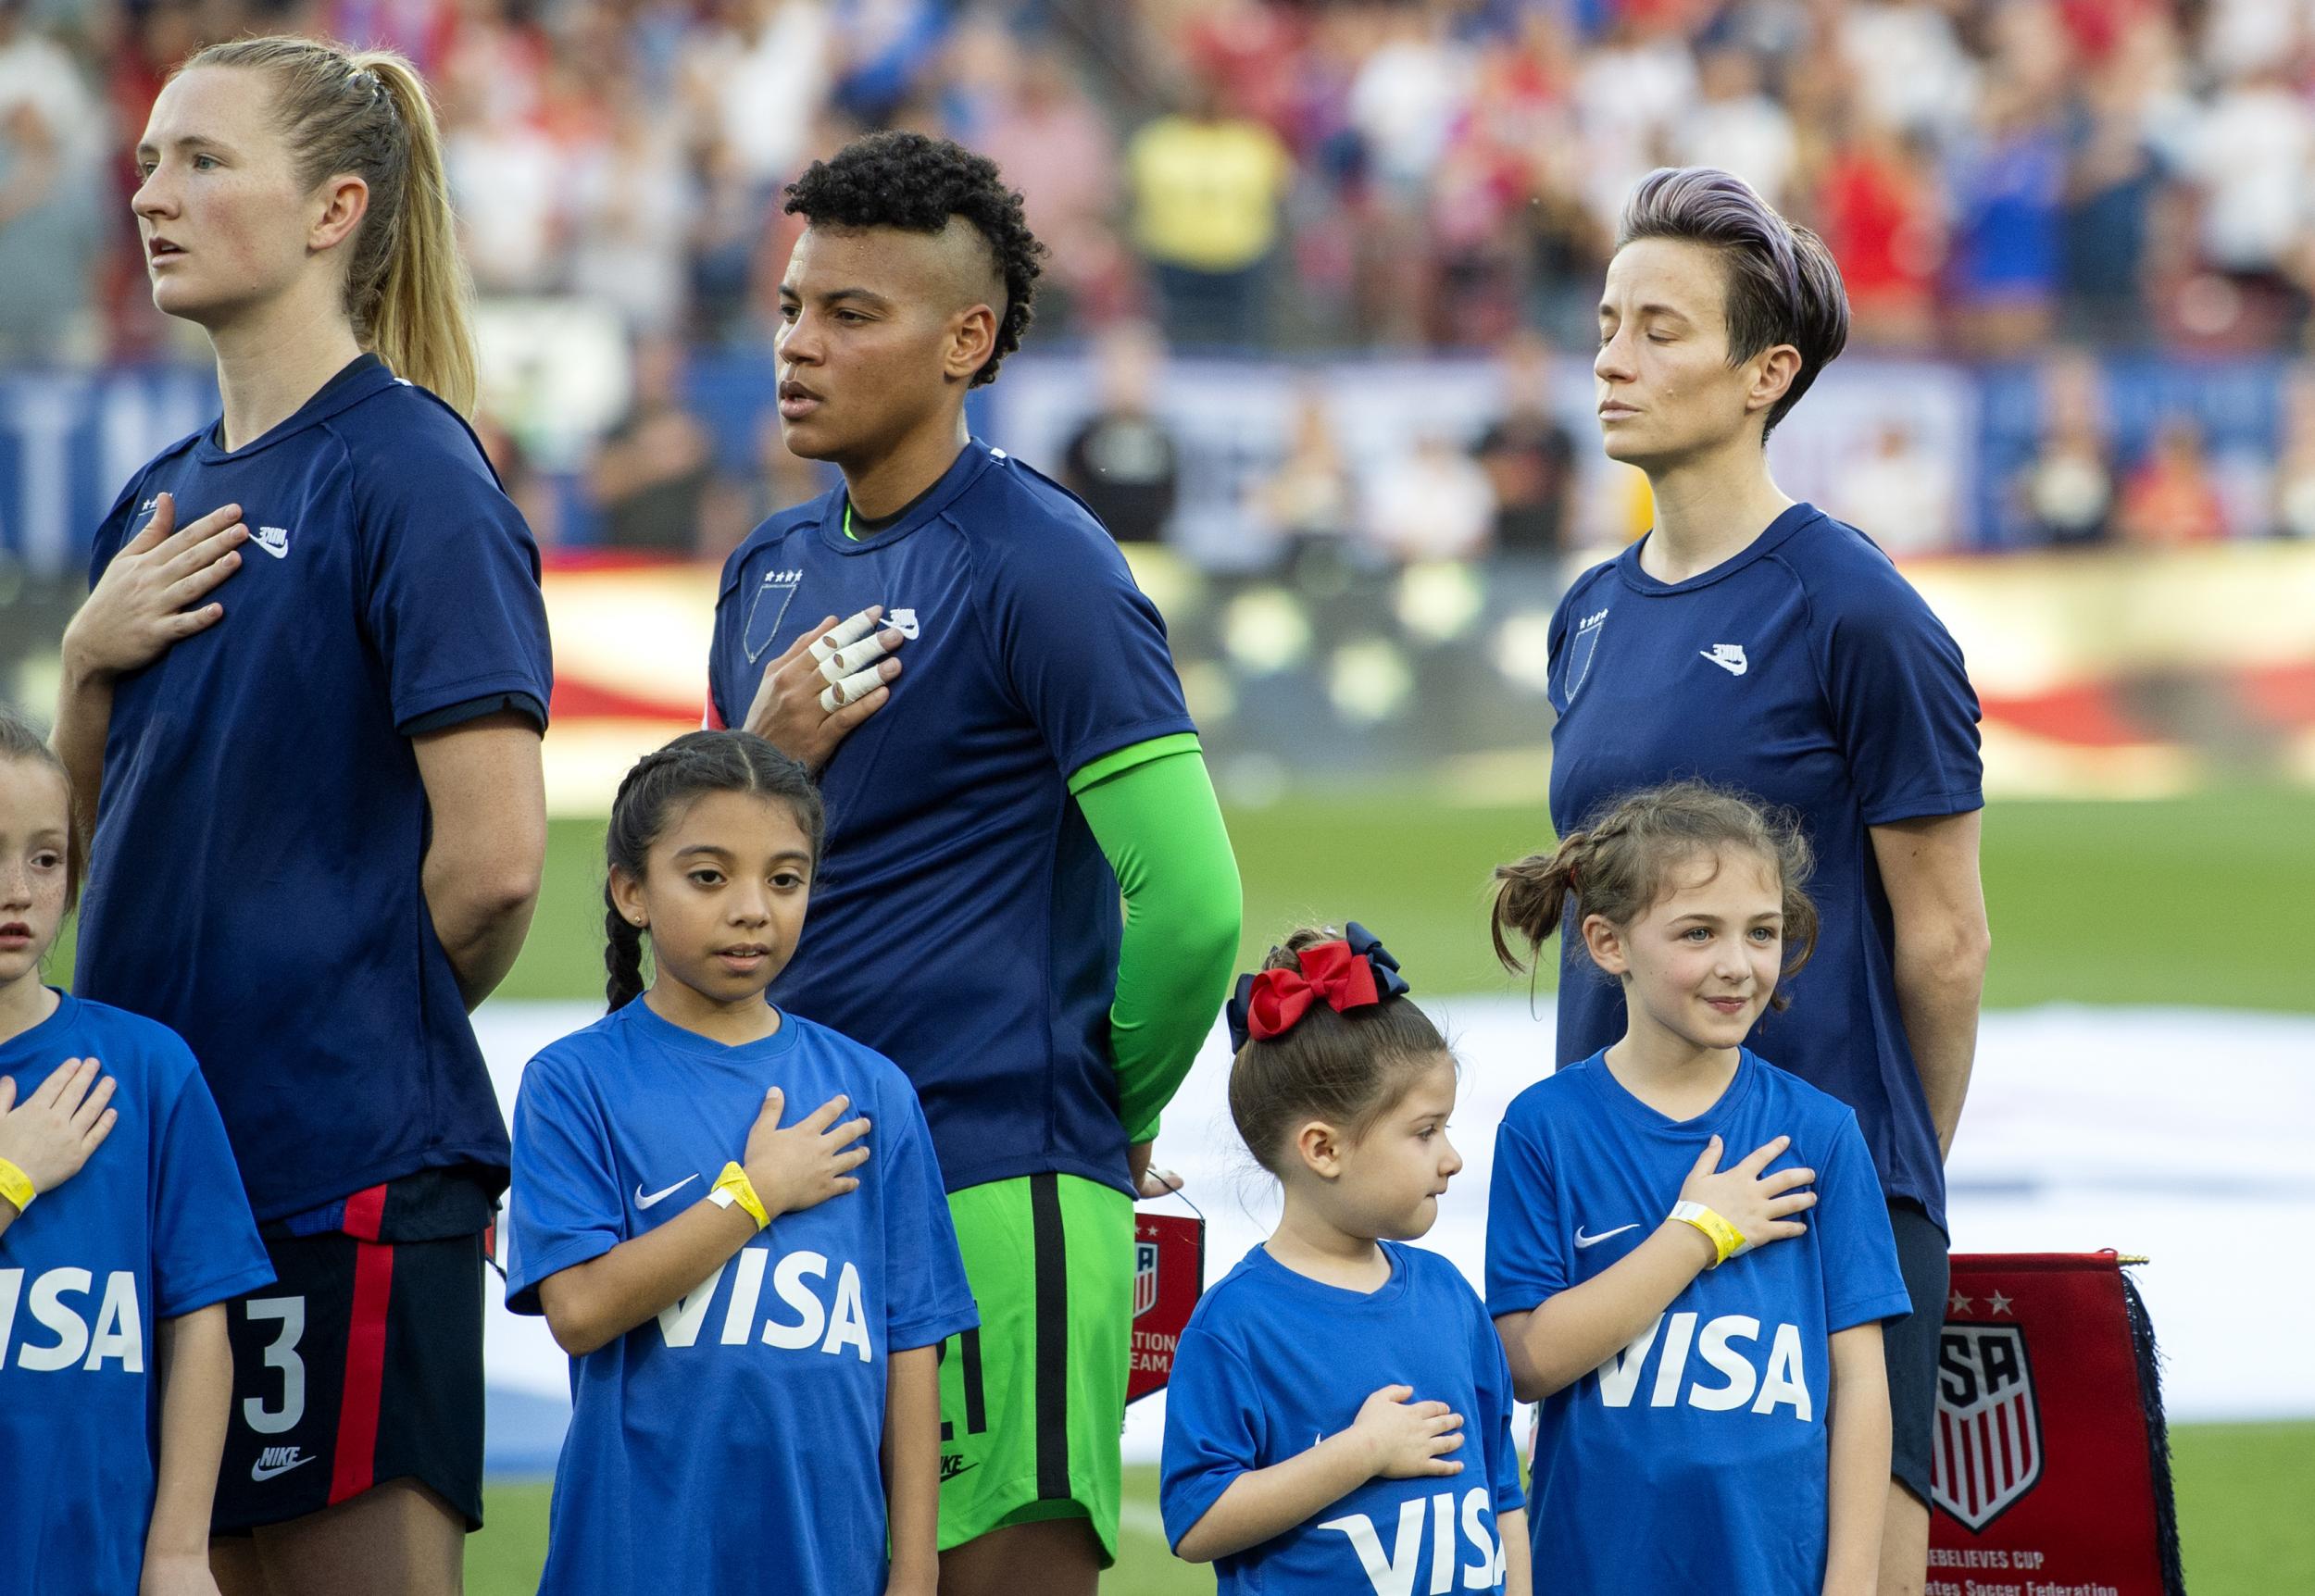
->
[635,1174,699,1209]
[250,1453,317,1481]
[1574,1224,1640,1249]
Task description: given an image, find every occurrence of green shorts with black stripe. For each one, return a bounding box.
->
[936,1173,1132,1562]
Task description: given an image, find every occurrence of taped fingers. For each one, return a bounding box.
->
[809,609,883,664]
[818,667,887,713]
[819,633,896,678]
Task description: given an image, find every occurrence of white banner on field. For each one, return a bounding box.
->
[474,1001,2314,1472]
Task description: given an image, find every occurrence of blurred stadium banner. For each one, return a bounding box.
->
[1929,1253,2184,1596]
[531,544,2315,815]
[1,360,2310,807]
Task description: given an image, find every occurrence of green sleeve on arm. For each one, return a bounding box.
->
[1073,742,1244,1145]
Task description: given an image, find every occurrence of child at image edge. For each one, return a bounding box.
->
[506,731,976,1595]
[0,713,272,1596]
[1160,923,1532,1596]
[1486,780,1909,1595]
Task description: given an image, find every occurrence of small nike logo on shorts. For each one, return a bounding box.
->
[1574,1224,1640,1249]
[636,1175,699,1209]
[251,1445,317,1482]
[940,1453,978,1483]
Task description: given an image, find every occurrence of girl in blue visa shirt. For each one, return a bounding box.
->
[1485,782,1911,1596]
[507,731,977,1596]
[0,715,272,1596]
[1160,926,1532,1596]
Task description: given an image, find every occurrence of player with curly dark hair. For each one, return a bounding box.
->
[701,130,1244,1595]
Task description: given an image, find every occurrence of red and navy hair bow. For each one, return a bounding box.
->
[1225,923,1411,1051]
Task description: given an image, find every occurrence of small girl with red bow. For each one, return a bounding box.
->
[1158,925,1532,1596]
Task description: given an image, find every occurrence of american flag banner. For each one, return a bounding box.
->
[1927,1253,2184,1596]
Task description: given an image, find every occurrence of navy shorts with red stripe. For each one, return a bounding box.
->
[213,1183,488,1534]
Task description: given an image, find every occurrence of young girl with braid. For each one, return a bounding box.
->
[506,731,974,1596]
[1484,782,1908,1596]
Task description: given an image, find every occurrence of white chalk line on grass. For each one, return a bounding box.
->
[473,1001,2315,1473]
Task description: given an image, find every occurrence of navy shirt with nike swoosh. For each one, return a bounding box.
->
[1545,504,1982,1233]
[705,440,1196,1197]
[76,355,554,1222]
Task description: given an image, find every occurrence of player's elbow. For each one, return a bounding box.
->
[537,1279,612,1357]
[1898,910,1989,992]
[1171,1519,1225,1565]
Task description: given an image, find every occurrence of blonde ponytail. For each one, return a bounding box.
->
[349,53,477,416]
[184,37,479,416]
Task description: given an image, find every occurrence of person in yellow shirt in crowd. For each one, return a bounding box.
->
[1127,83,1293,349]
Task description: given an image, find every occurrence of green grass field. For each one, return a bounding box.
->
[488,784,2315,1011]
[466,1426,2315,1595]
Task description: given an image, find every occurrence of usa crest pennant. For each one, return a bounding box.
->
[1126,1209,1205,1405]
[1927,1253,2184,1596]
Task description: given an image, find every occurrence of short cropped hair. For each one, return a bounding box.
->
[784,131,1045,388]
[1617,167,1850,439]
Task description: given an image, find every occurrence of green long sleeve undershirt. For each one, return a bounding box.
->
[1070,736,1244,1146]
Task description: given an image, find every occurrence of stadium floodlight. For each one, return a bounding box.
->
[1494,611,1557,693]
[1178,660,1238,726]
[1221,588,1314,675]
[1328,640,1415,725]
[1395,561,1486,645]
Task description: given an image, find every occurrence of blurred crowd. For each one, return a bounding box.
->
[9,0,2315,557]
[18,0,2315,357]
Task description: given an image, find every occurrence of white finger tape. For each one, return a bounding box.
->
[818,666,886,713]
[820,634,892,679]
[809,609,881,665]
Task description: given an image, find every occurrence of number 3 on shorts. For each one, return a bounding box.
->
[242,1296,307,1434]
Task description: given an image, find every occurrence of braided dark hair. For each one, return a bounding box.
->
[783,131,1045,387]
[603,731,826,1012]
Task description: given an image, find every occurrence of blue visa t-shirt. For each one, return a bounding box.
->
[1545,504,1982,1232]
[506,1000,979,1596]
[1485,1048,1910,1594]
[1160,1242,1527,1596]
[706,441,1196,1197]
[75,355,554,1221]
[0,992,273,1596]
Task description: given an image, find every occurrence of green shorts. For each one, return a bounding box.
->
[936,1173,1132,1563]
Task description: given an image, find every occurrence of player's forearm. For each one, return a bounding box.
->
[1892,923,1986,1160]
[1075,747,1243,1142]
[536,1197,761,1355]
[1173,1432,1383,1564]
[145,1305,232,1564]
[1821,1325,1890,1596]
[882,1345,943,1592]
[51,653,115,847]
[1499,1508,1533,1596]
[1497,1221,1717,1402]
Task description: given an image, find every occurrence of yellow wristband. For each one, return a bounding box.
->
[711,1162,770,1230]
[0,1156,35,1215]
[1669,1201,1746,1266]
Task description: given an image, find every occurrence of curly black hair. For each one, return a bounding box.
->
[784,131,1045,388]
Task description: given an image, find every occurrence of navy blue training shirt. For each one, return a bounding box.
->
[77,355,555,1222]
[707,440,1196,1197]
[1545,504,1982,1233]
